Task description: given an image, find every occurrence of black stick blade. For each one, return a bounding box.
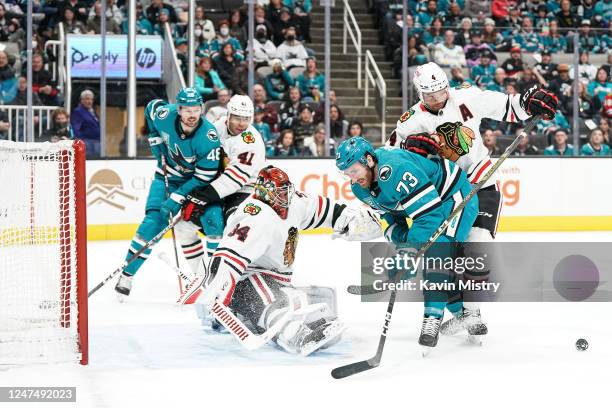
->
[331,359,378,379]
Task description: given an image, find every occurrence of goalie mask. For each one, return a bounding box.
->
[253,166,295,219]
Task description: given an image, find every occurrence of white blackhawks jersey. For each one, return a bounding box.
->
[389,85,530,187]
[211,192,337,287]
[209,118,267,198]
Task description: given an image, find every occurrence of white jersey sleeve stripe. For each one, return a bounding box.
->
[409,195,442,219]
[399,184,436,211]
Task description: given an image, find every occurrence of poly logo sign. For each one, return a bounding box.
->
[87,169,138,210]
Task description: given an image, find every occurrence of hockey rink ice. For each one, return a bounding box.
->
[1,231,611,408]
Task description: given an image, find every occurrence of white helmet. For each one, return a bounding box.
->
[413,62,449,101]
[227,94,254,119]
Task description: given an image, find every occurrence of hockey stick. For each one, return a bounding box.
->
[161,155,184,293]
[88,215,182,297]
[346,116,542,296]
[156,253,292,350]
[331,115,541,379]
[158,252,195,283]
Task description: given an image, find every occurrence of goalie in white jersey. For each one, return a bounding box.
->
[174,94,267,275]
[388,62,558,337]
[179,166,382,355]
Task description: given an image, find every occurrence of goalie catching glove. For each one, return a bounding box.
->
[332,206,382,241]
[520,85,558,120]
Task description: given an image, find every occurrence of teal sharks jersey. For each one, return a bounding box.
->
[351,147,476,245]
[151,104,221,199]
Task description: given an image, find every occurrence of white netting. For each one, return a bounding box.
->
[0,140,82,364]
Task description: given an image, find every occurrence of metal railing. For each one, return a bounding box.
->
[44,23,66,95]
[364,50,387,144]
[163,22,186,103]
[0,105,61,142]
[342,0,362,89]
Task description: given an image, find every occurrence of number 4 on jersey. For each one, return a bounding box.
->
[228,223,250,242]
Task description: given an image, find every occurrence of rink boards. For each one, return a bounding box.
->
[83,158,612,240]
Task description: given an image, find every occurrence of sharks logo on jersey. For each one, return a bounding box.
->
[379,165,392,181]
[166,143,196,172]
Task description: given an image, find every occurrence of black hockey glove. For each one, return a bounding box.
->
[182,195,207,223]
[520,85,558,120]
[399,132,441,157]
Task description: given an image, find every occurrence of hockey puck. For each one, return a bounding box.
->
[575,338,589,351]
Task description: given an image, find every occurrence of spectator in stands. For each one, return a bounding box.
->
[603,94,612,120]
[273,129,298,156]
[455,18,474,49]
[254,5,273,40]
[573,20,602,53]
[569,51,598,86]
[214,42,243,88]
[348,120,363,138]
[265,59,294,101]
[122,2,153,35]
[4,18,24,50]
[539,20,568,54]
[152,9,181,38]
[327,104,347,141]
[195,24,215,58]
[279,86,302,129]
[253,107,272,145]
[416,0,440,28]
[252,84,279,132]
[423,17,445,47]
[581,128,610,155]
[500,46,524,77]
[210,20,244,59]
[594,0,612,26]
[486,68,507,92]
[174,38,188,79]
[433,30,466,68]
[254,25,277,68]
[503,3,523,35]
[292,104,316,150]
[534,51,558,82]
[464,0,490,20]
[0,51,17,105]
[71,89,100,157]
[449,65,474,87]
[302,124,333,157]
[10,76,42,106]
[194,6,214,37]
[514,17,540,52]
[587,67,612,104]
[61,6,87,34]
[276,26,308,70]
[146,0,177,24]
[268,0,287,45]
[520,67,545,93]
[59,0,89,24]
[296,56,324,102]
[491,0,511,24]
[40,108,74,143]
[444,3,465,28]
[87,1,121,34]
[0,110,9,139]
[30,53,60,106]
[533,4,552,29]
[513,128,540,155]
[548,63,573,101]
[544,128,574,155]
[195,56,226,102]
[556,0,578,31]
[228,9,246,47]
[482,18,504,50]
[0,4,10,42]
[89,0,123,27]
[599,117,611,144]
[205,88,230,123]
[465,31,496,68]
[470,50,497,87]
[275,7,296,47]
[285,0,312,42]
[483,129,501,156]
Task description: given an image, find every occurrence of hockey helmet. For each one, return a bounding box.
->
[253,166,295,220]
[145,99,168,121]
[176,87,203,107]
[335,136,376,171]
[413,62,449,102]
[227,94,254,119]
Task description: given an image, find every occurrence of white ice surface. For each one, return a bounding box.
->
[1,232,611,408]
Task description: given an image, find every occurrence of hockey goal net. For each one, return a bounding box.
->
[0,140,88,365]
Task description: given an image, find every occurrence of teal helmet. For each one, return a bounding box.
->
[176,87,203,106]
[336,136,376,171]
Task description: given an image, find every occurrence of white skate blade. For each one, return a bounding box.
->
[467,334,484,346]
[300,321,346,357]
[116,292,128,303]
[421,346,433,358]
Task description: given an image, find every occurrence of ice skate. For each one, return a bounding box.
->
[115,272,133,301]
[419,315,441,356]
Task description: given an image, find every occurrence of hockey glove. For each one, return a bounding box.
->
[182,194,207,223]
[520,85,558,120]
[332,206,382,241]
[387,246,422,281]
[399,132,441,157]
[160,193,184,220]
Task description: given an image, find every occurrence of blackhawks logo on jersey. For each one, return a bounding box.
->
[283,227,299,266]
[244,203,261,215]
[399,109,415,123]
[242,131,256,144]
[436,121,475,162]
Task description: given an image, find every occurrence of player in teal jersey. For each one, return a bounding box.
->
[115,88,224,298]
[336,137,479,348]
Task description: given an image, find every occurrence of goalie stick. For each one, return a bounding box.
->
[88,214,182,297]
[345,116,542,296]
[331,115,541,379]
[156,252,294,351]
[161,155,184,293]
